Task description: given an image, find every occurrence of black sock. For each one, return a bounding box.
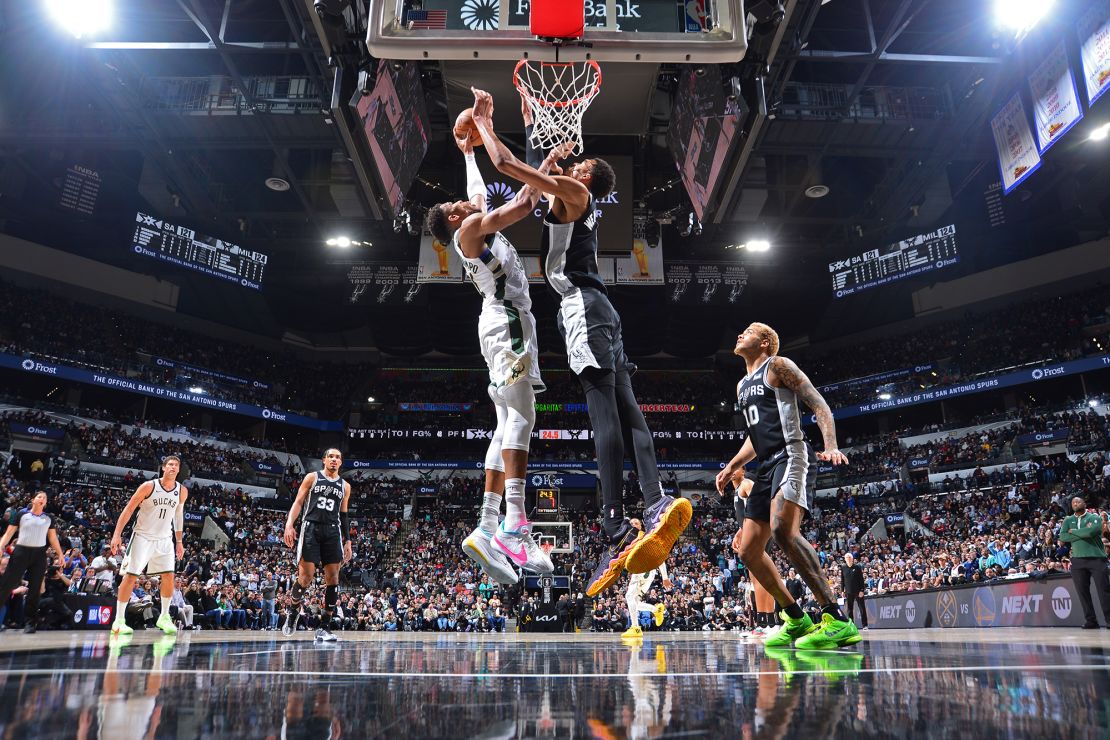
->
[781,602,804,621]
[821,603,846,621]
[762,611,776,627]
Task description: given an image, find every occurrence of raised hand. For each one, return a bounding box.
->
[471,87,494,123]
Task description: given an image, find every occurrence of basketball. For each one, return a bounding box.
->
[453,107,483,147]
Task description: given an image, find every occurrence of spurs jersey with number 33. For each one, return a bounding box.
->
[133,479,180,539]
[304,472,344,525]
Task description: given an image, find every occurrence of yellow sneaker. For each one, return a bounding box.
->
[110,621,133,637]
[625,496,692,574]
[622,625,643,639]
[653,603,665,627]
[155,612,178,635]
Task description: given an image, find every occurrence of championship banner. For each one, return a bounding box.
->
[416,231,464,283]
[1028,39,1084,154]
[990,93,1041,195]
[665,263,748,304]
[344,262,424,306]
[1078,0,1110,105]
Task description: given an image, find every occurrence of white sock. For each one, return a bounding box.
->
[479,492,502,535]
[115,600,128,624]
[161,597,171,617]
[504,478,526,528]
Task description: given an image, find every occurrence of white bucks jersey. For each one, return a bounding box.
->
[134,479,180,538]
[454,231,532,311]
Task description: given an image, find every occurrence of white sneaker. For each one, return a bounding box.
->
[462,528,519,584]
[314,628,338,642]
[493,521,554,574]
[282,612,300,637]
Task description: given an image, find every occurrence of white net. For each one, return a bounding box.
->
[513,59,602,156]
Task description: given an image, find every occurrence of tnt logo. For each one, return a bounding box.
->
[905,599,916,622]
[1051,587,1072,619]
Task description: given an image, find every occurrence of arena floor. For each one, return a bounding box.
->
[0,628,1106,738]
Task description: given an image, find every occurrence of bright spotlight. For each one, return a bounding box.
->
[46,0,113,38]
[878,392,892,401]
[366,396,376,403]
[993,0,1054,35]
[1089,399,1099,408]
[1090,123,1110,141]
[335,236,351,248]
[747,240,771,252]
[188,386,205,395]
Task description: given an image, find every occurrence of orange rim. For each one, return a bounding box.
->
[513,59,602,109]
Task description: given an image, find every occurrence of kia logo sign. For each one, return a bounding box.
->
[534,614,559,622]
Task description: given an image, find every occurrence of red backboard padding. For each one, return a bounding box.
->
[530,0,585,40]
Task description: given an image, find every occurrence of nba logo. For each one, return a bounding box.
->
[88,608,101,625]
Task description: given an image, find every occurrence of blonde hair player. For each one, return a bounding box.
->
[282,448,353,642]
[621,518,672,639]
[717,322,860,651]
[109,455,188,636]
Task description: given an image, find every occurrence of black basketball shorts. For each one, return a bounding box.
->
[297,521,343,566]
[744,442,817,523]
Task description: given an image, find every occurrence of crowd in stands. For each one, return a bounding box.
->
[0,280,365,417]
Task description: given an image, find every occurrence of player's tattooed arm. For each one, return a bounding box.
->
[769,356,848,466]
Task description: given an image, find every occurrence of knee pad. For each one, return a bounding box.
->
[500,382,535,452]
[325,584,338,609]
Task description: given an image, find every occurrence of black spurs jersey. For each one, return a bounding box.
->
[303,472,345,525]
[540,195,606,297]
[736,357,806,461]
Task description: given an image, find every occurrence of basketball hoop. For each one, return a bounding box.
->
[514,59,602,156]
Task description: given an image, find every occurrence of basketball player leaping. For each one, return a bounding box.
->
[109,455,188,636]
[716,323,861,650]
[282,448,352,642]
[424,133,570,581]
[469,87,692,598]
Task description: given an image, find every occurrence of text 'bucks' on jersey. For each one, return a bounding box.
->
[736,357,805,461]
[454,231,532,311]
[304,472,344,525]
[134,479,180,538]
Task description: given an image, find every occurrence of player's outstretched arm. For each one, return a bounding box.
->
[470,87,589,210]
[111,481,154,555]
[767,356,849,465]
[284,473,314,548]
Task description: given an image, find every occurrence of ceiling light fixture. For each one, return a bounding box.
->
[265,177,291,192]
[1089,123,1110,141]
[46,0,112,38]
[804,185,829,199]
[993,0,1054,35]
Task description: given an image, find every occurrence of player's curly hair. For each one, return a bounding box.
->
[587,158,616,200]
[425,204,451,245]
[750,322,779,356]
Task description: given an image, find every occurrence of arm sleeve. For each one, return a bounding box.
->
[658,562,669,582]
[524,124,544,169]
[464,153,486,202]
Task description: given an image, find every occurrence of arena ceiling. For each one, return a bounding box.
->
[0,0,1107,358]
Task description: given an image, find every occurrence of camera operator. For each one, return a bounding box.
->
[38,561,74,629]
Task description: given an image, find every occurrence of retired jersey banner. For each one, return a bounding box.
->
[615,239,665,285]
[416,231,464,283]
[1078,0,1110,105]
[991,93,1041,195]
[1029,40,1084,154]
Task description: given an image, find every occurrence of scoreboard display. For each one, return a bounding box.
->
[829,224,959,298]
[535,488,559,515]
[131,211,268,290]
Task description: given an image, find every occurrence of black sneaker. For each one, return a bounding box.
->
[585,521,642,597]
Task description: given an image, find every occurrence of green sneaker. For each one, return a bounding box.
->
[762,612,815,648]
[155,612,178,635]
[110,621,133,636]
[152,634,177,659]
[108,632,133,657]
[762,645,802,685]
[794,649,864,683]
[794,613,862,650]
